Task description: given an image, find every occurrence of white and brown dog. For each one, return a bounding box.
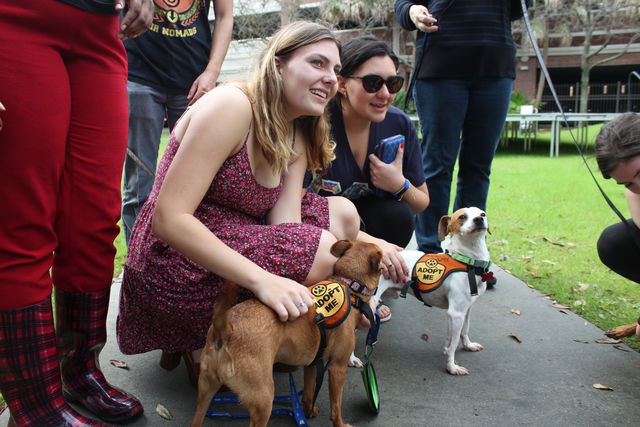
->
[368,207,493,375]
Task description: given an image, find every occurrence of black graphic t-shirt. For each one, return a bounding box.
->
[125,0,212,92]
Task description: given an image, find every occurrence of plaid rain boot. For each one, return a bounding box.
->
[0,298,106,426]
[54,288,143,423]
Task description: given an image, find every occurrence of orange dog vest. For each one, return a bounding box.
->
[411,253,468,293]
[309,280,351,329]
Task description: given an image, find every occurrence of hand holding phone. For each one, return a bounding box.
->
[372,135,405,197]
[374,135,404,164]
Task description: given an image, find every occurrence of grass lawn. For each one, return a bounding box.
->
[489,137,640,350]
[112,128,640,350]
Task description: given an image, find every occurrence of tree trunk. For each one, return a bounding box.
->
[280,0,300,26]
[534,19,549,109]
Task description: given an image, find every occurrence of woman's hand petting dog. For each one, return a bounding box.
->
[376,238,408,283]
[252,275,314,322]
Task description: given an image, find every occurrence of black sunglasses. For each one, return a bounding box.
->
[348,74,405,94]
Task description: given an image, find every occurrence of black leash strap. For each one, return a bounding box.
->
[467,268,478,296]
[519,0,640,250]
[311,328,329,408]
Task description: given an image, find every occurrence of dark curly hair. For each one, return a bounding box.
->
[335,36,400,104]
[595,112,640,179]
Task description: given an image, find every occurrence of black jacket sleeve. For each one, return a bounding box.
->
[395,0,422,31]
[510,0,531,21]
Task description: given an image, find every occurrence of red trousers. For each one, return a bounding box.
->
[0,1,128,309]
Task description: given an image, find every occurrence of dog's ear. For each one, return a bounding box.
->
[330,240,353,258]
[438,216,451,241]
[369,250,382,273]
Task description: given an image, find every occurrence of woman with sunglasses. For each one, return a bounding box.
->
[306,36,429,290]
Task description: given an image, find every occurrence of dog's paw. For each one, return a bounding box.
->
[304,405,319,419]
[447,364,470,375]
[463,342,484,352]
[348,352,364,368]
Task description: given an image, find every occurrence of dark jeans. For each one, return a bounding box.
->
[353,196,414,248]
[122,81,189,245]
[597,219,640,284]
[413,77,512,253]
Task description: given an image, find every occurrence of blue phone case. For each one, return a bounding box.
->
[375,135,404,164]
[373,135,405,197]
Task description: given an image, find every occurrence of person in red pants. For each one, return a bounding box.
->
[0,1,153,425]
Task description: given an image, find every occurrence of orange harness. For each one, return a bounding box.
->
[400,253,492,304]
[307,278,376,407]
[309,280,352,329]
[412,253,468,293]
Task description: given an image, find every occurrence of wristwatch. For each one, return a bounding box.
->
[392,179,410,200]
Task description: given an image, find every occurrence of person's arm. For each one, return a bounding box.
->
[267,135,308,225]
[368,144,430,214]
[395,0,439,32]
[626,188,640,228]
[357,230,408,283]
[115,0,154,40]
[188,0,234,105]
[152,86,313,321]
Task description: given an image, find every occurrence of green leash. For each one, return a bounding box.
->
[361,312,381,413]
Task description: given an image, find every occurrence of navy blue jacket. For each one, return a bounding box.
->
[395,0,530,80]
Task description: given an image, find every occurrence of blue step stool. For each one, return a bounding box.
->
[206,371,308,426]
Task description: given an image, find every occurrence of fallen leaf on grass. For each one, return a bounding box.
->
[508,333,522,343]
[511,309,521,316]
[531,264,540,270]
[558,310,569,315]
[522,256,532,263]
[526,283,534,289]
[552,303,570,309]
[543,236,565,247]
[528,271,543,279]
[156,404,172,420]
[523,238,537,245]
[594,338,622,344]
[592,383,613,391]
[573,339,589,344]
[567,242,577,248]
[572,283,590,293]
[420,333,429,342]
[573,299,586,307]
[110,360,129,370]
[542,259,557,265]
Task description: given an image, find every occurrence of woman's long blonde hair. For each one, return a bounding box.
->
[248,21,339,177]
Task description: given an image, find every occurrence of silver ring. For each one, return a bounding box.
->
[298,301,307,308]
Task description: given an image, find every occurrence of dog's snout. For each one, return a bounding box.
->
[473,216,484,225]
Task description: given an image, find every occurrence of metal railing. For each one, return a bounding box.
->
[538,80,640,113]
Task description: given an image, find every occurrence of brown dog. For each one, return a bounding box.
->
[189,240,382,427]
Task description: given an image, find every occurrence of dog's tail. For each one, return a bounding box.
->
[211,281,237,348]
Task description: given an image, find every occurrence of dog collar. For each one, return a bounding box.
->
[338,276,377,298]
[448,252,491,273]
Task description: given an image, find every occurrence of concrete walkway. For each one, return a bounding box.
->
[3,266,640,426]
